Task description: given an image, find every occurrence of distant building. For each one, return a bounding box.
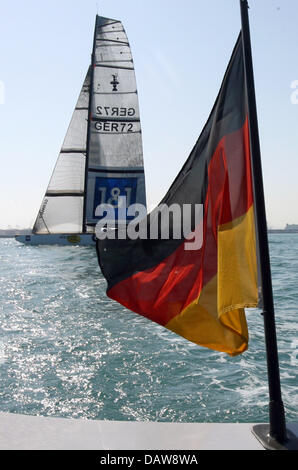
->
[285,224,298,231]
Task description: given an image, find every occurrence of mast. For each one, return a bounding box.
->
[239,0,298,450]
[82,15,98,233]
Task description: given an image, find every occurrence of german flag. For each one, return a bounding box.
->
[96,34,259,356]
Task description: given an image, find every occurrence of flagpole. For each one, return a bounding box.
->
[239,0,295,449]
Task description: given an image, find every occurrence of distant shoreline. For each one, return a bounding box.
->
[1,230,298,239]
[268,230,298,234]
[0,230,31,238]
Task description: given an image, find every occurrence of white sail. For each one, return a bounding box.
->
[33,69,90,234]
[84,16,146,230]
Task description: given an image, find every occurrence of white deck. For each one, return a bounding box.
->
[0,412,270,450]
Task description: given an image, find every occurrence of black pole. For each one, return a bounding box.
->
[239,0,288,445]
[82,15,98,233]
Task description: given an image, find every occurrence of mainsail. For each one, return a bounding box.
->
[85,16,146,231]
[33,15,146,235]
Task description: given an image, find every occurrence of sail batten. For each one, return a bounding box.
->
[60,149,86,153]
[94,92,137,95]
[46,191,84,196]
[95,65,134,70]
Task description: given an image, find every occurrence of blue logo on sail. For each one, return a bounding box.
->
[93,177,138,221]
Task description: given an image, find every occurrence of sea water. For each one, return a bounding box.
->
[0,236,297,423]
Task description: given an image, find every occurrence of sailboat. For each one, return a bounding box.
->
[15,15,146,246]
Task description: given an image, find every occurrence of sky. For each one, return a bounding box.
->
[0,0,298,229]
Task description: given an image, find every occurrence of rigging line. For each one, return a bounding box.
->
[38,211,51,234]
